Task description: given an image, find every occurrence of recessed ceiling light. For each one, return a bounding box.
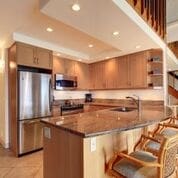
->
[57,53,61,56]
[112,31,119,36]
[46,28,53,32]
[136,45,141,49]
[72,3,80,11]
[88,44,93,48]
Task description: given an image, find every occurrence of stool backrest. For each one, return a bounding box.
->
[159,135,178,177]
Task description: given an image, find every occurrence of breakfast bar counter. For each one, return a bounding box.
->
[41,106,172,178]
[42,106,172,138]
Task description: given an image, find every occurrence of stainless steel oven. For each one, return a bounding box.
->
[55,74,77,90]
[61,104,84,116]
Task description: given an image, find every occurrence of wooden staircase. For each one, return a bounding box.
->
[168,41,178,59]
[168,85,178,99]
[126,0,166,40]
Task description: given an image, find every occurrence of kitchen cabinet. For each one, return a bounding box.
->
[75,61,90,90]
[8,42,53,156]
[116,56,129,88]
[17,42,52,69]
[53,57,90,90]
[64,59,76,76]
[105,58,117,89]
[89,61,106,89]
[89,50,151,90]
[129,51,148,88]
[53,56,65,74]
[147,49,163,88]
[53,57,76,76]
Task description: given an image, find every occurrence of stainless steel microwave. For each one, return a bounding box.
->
[55,74,77,90]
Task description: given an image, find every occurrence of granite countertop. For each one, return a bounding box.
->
[41,106,172,138]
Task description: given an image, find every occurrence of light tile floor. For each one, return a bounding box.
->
[0,145,43,178]
[0,144,178,178]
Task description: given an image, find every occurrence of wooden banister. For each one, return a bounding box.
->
[168,85,178,99]
[126,0,166,40]
[168,42,178,59]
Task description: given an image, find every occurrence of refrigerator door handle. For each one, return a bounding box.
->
[49,79,52,112]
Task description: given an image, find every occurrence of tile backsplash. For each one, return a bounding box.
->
[53,89,164,101]
[53,90,89,100]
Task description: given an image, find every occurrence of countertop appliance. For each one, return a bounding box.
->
[85,93,92,102]
[55,74,77,90]
[18,66,52,155]
[61,103,84,116]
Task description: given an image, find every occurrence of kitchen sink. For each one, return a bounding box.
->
[110,107,137,112]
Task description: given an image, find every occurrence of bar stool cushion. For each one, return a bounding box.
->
[113,151,157,178]
[161,129,178,137]
[146,141,160,151]
[146,128,178,152]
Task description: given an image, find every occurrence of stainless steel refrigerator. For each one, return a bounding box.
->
[18,69,52,155]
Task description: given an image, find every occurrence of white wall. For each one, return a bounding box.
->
[53,90,89,100]
[53,89,164,101]
[91,89,164,101]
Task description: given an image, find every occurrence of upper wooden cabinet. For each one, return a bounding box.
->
[105,59,117,89]
[75,62,90,90]
[89,61,106,89]
[129,51,148,88]
[53,56,89,90]
[89,49,161,90]
[16,42,52,69]
[53,56,76,76]
[116,56,129,88]
[64,59,76,76]
[52,49,162,90]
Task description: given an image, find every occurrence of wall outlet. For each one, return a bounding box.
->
[44,127,51,139]
[90,137,96,152]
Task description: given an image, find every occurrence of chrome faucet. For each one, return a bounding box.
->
[126,95,141,112]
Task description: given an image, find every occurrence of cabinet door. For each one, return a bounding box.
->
[75,62,89,90]
[89,63,97,89]
[17,43,36,67]
[53,56,65,74]
[36,47,52,69]
[98,61,106,89]
[64,59,76,76]
[116,56,129,88]
[90,62,106,89]
[105,58,117,89]
[129,52,148,88]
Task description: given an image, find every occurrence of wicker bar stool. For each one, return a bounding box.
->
[136,118,178,156]
[107,134,178,178]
